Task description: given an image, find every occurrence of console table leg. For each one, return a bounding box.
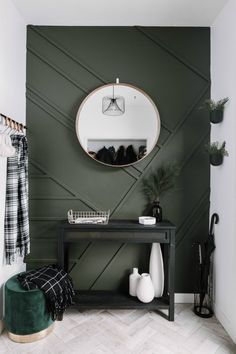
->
[64,243,69,273]
[162,244,168,297]
[58,229,64,269]
[168,229,175,321]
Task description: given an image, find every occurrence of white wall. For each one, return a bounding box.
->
[12,0,228,26]
[0,0,26,328]
[211,0,236,343]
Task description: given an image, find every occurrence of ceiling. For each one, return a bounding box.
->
[12,0,228,26]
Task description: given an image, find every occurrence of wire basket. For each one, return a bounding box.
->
[67,209,110,225]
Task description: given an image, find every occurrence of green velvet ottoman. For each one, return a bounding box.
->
[4,275,54,343]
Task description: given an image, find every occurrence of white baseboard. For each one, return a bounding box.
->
[0,320,4,334]
[175,293,194,303]
[214,304,236,343]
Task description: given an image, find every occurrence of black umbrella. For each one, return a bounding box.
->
[194,213,219,318]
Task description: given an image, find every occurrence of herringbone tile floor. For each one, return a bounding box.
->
[0,305,235,354]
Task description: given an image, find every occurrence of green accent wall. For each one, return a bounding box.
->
[26,26,210,292]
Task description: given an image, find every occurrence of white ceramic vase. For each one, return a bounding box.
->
[129,268,141,296]
[149,242,164,297]
[136,273,154,303]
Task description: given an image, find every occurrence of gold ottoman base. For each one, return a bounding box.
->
[7,323,54,343]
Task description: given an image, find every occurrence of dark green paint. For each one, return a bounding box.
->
[26,26,210,292]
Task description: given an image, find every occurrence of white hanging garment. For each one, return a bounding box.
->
[5,135,16,157]
[0,134,16,157]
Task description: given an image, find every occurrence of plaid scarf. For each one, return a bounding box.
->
[4,135,29,265]
[17,264,75,321]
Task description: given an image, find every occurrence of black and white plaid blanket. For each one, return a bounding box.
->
[4,135,29,265]
[17,264,75,321]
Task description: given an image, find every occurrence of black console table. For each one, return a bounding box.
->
[58,219,175,321]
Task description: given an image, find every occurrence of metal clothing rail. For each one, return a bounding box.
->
[0,112,27,130]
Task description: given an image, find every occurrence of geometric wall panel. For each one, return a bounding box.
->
[26,26,210,292]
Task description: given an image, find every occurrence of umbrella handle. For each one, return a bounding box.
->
[210,213,219,235]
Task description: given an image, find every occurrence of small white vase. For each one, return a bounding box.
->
[136,273,154,303]
[129,268,141,296]
[149,243,164,297]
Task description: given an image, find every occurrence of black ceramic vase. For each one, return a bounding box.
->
[210,110,224,124]
[210,153,223,166]
[151,201,163,222]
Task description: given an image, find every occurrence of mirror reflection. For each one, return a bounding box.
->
[76,82,161,167]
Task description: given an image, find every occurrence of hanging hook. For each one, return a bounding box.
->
[11,121,19,135]
[7,119,14,135]
[3,117,11,134]
[210,213,219,235]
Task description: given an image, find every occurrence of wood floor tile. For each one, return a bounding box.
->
[0,305,235,354]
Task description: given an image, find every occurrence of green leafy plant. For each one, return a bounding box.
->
[141,163,180,204]
[200,97,229,111]
[206,141,229,157]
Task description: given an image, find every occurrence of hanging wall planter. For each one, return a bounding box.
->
[206,141,229,166]
[199,97,229,124]
[210,153,223,166]
[210,110,224,124]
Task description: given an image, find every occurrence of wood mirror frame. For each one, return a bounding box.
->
[76,82,161,167]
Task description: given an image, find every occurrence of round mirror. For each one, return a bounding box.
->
[76,81,161,167]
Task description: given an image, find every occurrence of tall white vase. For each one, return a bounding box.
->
[136,273,154,303]
[149,243,164,297]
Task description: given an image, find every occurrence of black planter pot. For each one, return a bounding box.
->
[210,109,224,124]
[210,153,223,166]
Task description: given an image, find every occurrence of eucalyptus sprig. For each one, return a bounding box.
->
[199,97,229,111]
[142,163,180,204]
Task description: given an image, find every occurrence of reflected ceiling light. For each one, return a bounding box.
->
[102,78,125,116]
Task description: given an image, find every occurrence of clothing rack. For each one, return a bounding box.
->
[0,113,27,130]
